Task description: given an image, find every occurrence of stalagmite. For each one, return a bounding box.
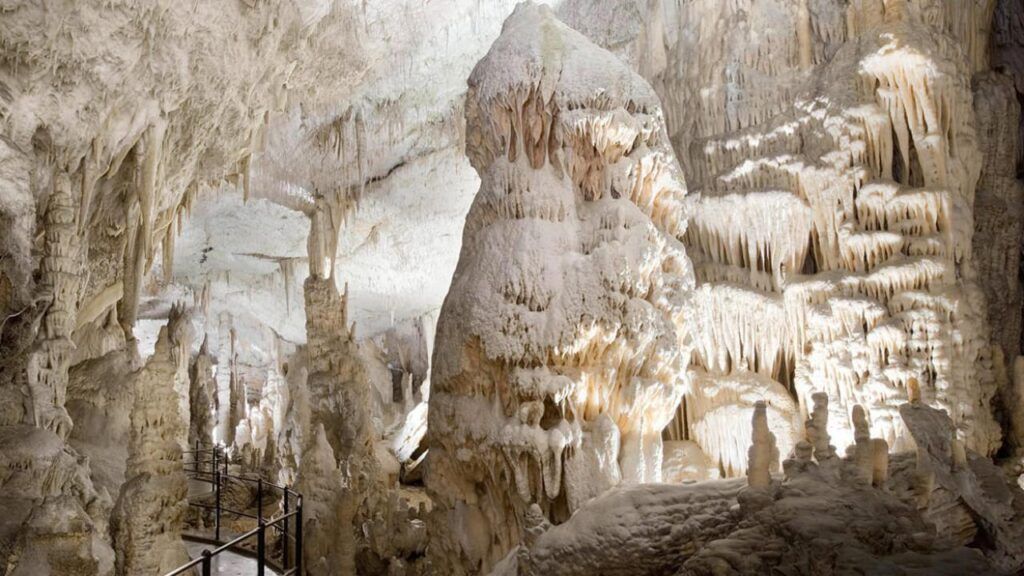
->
[871,438,889,486]
[427,4,693,573]
[111,307,191,575]
[188,336,216,447]
[746,401,777,489]
[25,172,82,439]
[297,258,384,572]
[806,393,835,462]
[850,405,874,484]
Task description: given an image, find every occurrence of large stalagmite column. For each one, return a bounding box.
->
[25,172,82,439]
[294,197,384,574]
[111,305,191,575]
[188,336,216,447]
[426,3,695,573]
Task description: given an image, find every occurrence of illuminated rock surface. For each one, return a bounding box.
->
[0,0,1022,575]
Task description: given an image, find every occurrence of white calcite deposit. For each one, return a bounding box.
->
[426,4,694,572]
[0,1,1023,575]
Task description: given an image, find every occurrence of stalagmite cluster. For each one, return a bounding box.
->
[498,393,1024,575]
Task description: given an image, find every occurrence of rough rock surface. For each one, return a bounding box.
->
[496,394,1024,576]
[111,309,191,576]
[188,337,216,448]
[427,4,694,573]
[297,273,385,574]
[1,1,1023,575]
[0,424,114,576]
[604,0,1020,467]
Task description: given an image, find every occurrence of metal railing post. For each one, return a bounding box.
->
[211,446,218,482]
[214,464,222,541]
[283,490,290,569]
[296,495,303,575]
[201,549,212,576]
[257,478,263,522]
[256,520,266,576]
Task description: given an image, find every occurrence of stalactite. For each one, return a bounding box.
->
[647,0,1006,464]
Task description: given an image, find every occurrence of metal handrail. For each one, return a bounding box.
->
[164,443,304,576]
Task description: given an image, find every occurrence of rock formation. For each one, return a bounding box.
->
[746,401,778,489]
[0,1,1023,575]
[621,0,1017,466]
[0,425,115,575]
[188,337,216,448]
[0,0,368,569]
[294,200,387,573]
[111,306,191,576]
[498,392,1024,576]
[427,3,694,573]
[67,349,136,497]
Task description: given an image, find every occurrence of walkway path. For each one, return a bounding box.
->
[185,541,280,576]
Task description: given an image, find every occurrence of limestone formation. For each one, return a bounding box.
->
[427,4,693,572]
[111,308,191,576]
[871,438,890,487]
[849,405,874,485]
[746,401,778,489]
[614,0,1017,464]
[296,256,385,573]
[0,1,1022,575]
[899,400,1024,570]
[806,393,835,462]
[188,337,216,448]
[0,425,115,576]
[498,394,1024,576]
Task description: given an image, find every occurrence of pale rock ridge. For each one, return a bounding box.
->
[111,305,191,576]
[428,3,694,573]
